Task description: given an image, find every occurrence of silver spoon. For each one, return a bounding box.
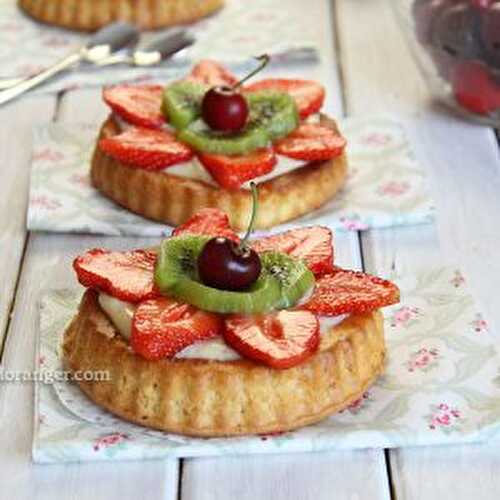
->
[0,22,139,105]
[0,29,193,91]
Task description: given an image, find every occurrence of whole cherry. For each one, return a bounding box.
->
[198,182,262,291]
[201,55,270,133]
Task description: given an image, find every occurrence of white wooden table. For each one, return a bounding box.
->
[1,0,500,498]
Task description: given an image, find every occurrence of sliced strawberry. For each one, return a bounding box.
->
[274,123,346,162]
[172,208,240,242]
[103,85,165,129]
[198,148,277,191]
[224,310,320,369]
[245,79,325,119]
[301,269,400,316]
[187,60,238,87]
[252,226,334,275]
[74,249,158,303]
[131,297,222,361]
[99,127,194,170]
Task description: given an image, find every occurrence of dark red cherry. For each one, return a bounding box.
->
[201,86,249,132]
[198,237,261,291]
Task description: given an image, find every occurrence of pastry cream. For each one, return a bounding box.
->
[98,293,347,362]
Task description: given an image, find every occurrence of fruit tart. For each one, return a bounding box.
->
[91,57,348,230]
[18,0,224,32]
[63,193,399,437]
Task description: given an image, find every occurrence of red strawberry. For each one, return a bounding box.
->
[224,310,320,369]
[99,127,194,170]
[74,249,159,303]
[244,79,325,119]
[172,208,240,242]
[131,297,222,360]
[452,61,500,115]
[252,226,334,275]
[301,269,400,316]
[198,148,277,190]
[274,123,346,162]
[187,60,238,87]
[103,85,165,129]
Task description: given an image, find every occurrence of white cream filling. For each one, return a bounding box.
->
[113,113,319,190]
[98,292,348,362]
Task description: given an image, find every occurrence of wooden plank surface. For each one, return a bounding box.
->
[0,96,56,358]
[335,1,500,499]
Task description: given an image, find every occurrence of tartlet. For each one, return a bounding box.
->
[91,60,348,230]
[63,208,399,436]
[18,0,224,31]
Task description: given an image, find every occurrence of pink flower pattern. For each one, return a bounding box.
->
[360,132,392,147]
[344,392,372,415]
[427,403,462,431]
[377,181,410,197]
[406,348,439,373]
[450,270,466,288]
[93,432,129,452]
[33,148,65,163]
[340,216,369,231]
[471,314,488,334]
[390,306,420,328]
[30,195,61,210]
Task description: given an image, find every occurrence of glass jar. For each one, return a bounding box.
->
[391,0,500,127]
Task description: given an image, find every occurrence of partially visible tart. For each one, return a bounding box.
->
[91,60,348,230]
[63,208,400,436]
[18,0,224,31]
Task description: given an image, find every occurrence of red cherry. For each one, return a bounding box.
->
[197,237,262,291]
[201,86,249,132]
[452,61,500,114]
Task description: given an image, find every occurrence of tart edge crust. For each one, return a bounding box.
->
[90,114,348,230]
[18,0,224,31]
[62,290,386,437]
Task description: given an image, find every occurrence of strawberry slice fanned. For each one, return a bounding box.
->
[187,60,238,87]
[198,148,277,191]
[74,249,159,303]
[252,226,334,275]
[99,127,194,170]
[131,297,222,361]
[172,208,240,242]
[245,79,325,119]
[224,310,320,369]
[301,269,400,316]
[275,123,346,162]
[103,85,165,129]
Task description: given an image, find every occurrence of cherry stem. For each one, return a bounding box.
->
[233,54,270,89]
[239,182,259,250]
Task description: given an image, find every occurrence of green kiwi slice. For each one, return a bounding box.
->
[154,235,282,314]
[161,81,207,130]
[247,90,299,141]
[177,117,269,155]
[260,251,315,308]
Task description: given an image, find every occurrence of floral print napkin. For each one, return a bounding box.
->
[0,0,316,95]
[27,115,435,236]
[33,266,500,464]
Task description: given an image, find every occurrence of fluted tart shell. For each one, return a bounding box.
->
[62,290,386,437]
[90,114,348,230]
[18,0,224,31]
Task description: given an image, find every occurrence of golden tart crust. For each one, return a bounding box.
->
[90,114,348,230]
[19,0,224,31]
[62,290,386,437]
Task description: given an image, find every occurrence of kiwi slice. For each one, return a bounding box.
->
[178,117,269,155]
[247,90,299,141]
[162,81,207,130]
[155,235,281,314]
[261,252,315,308]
